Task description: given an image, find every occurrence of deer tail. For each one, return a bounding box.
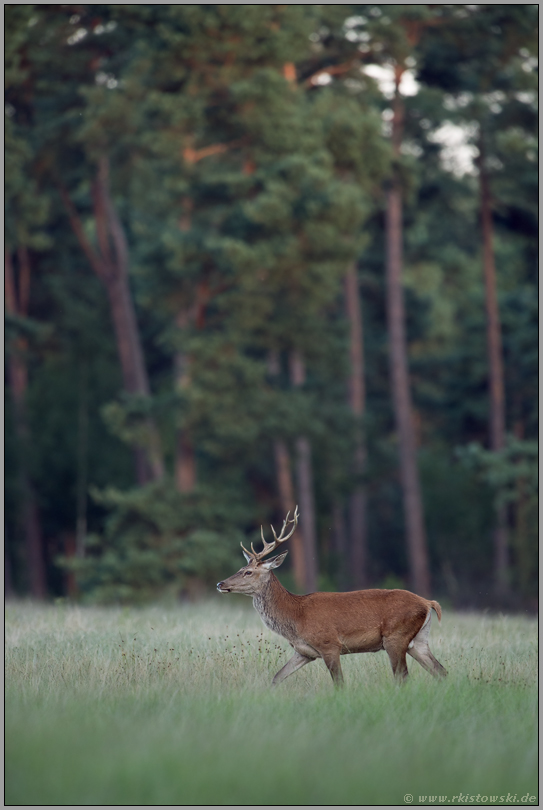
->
[429,600,442,623]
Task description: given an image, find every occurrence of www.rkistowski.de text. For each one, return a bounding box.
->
[403,793,537,804]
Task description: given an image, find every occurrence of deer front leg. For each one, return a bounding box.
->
[271,651,313,687]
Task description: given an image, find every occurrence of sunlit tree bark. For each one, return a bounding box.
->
[385,74,431,597]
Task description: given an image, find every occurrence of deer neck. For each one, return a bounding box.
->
[252,573,300,642]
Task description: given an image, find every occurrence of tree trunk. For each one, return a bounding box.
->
[274,439,306,590]
[385,81,431,597]
[105,256,157,485]
[95,157,164,484]
[267,350,305,590]
[512,420,531,596]
[5,247,47,598]
[176,435,197,493]
[289,350,318,593]
[63,533,78,599]
[332,500,348,590]
[294,436,318,593]
[479,142,509,594]
[75,360,89,558]
[344,262,369,589]
[173,309,197,493]
[58,157,164,486]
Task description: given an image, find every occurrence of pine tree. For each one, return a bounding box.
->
[7,5,165,486]
[294,16,390,588]
[417,2,538,594]
[4,4,536,604]
[334,5,448,595]
[5,8,52,595]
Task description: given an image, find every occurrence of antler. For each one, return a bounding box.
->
[241,506,299,563]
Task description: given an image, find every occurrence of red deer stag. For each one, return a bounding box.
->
[217,507,447,687]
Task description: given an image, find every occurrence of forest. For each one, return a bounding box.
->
[5,4,538,608]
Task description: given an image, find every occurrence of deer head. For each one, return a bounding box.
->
[217,507,299,595]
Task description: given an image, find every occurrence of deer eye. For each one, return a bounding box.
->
[243,570,253,576]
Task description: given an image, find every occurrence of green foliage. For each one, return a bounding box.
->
[64,481,244,603]
[4,4,538,605]
[457,437,538,598]
[458,438,538,508]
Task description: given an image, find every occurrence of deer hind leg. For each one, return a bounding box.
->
[271,651,314,687]
[407,612,447,678]
[383,637,409,682]
[320,648,344,687]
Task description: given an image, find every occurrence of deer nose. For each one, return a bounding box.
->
[217,582,225,592]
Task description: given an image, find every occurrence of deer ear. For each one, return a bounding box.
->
[262,551,288,570]
[241,548,253,564]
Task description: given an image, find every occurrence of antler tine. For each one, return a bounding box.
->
[271,505,299,545]
[240,540,255,561]
[252,505,299,561]
[263,525,278,553]
[270,510,289,543]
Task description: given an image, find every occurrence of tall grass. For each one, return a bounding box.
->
[5,600,538,805]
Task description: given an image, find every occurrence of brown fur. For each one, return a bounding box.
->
[429,600,442,622]
[218,558,447,687]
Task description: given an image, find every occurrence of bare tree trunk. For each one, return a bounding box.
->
[385,81,431,597]
[512,419,530,596]
[385,183,430,597]
[173,307,197,493]
[172,342,195,494]
[332,500,348,590]
[274,440,306,589]
[289,350,318,593]
[95,157,164,484]
[173,199,199,494]
[101,274,157,485]
[5,247,47,598]
[479,143,509,595]
[267,350,305,591]
[63,533,78,599]
[58,158,164,486]
[344,262,369,589]
[75,361,89,559]
[294,436,318,593]
[176,435,197,493]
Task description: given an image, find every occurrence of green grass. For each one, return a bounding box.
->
[5,599,538,806]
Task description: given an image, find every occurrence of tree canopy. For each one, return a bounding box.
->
[5,4,538,608]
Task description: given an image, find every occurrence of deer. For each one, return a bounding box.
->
[217,507,447,687]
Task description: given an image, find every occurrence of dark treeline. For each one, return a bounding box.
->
[5,5,538,608]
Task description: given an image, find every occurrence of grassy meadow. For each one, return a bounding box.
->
[5,599,538,806]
